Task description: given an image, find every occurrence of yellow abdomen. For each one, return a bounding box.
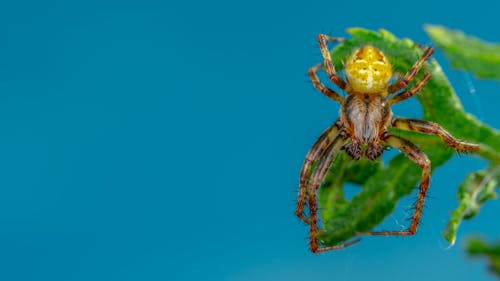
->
[344,45,392,94]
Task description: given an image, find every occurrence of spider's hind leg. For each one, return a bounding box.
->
[388,72,431,105]
[308,64,344,103]
[388,47,434,94]
[317,34,347,90]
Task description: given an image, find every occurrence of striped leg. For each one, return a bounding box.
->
[296,120,341,224]
[317,34,347,90]
[306,134,360,253]
[388,47,434,94]
[308,64,344,103]
[388,72,431,105]
[392,118,479,152]
[357,135,430,236]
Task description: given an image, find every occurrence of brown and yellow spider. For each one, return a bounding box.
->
[296,34,479,253]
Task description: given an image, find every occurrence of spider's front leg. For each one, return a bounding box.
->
[357,135,430,236]
[388,47,434,94]
[296,121,341,224]
[306,133,360,252]
[317,34,347,90]
[392,118,479,152]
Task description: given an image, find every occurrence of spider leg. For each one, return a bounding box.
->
[296,120,341,224]
[388,47,434,94]
[317,34,347,90]
[308,64,344,103]
[388,72,431,105]
[356,135,430,236]
[306,133,360,252]
[392,118,479,152]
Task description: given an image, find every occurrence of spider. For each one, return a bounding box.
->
[295,34,479,253]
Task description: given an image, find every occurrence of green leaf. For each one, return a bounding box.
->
[425,25,500,79]
[467,237,500,276]
[443,169,498,245]
[315,28,500,247]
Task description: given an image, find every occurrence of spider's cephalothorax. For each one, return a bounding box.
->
[295,34,479,253]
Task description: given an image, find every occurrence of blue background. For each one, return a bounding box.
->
[0,0,499,280]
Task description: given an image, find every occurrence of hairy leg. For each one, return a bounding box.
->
[296,120,341,224]
[317,34,347,90]
[357,135,430,236]
[388,72,431,105]
[388,47,434,94]
[392,118,479,152]
[306,134,360,252]
[308,64,344,103]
